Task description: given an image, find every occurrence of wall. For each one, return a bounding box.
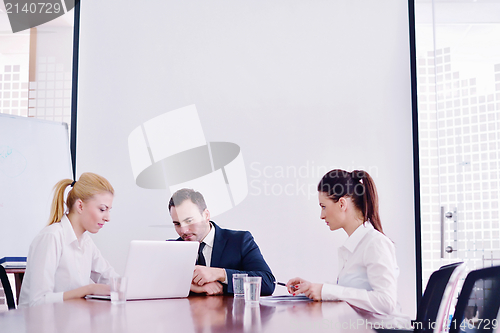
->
[77,0,417,316]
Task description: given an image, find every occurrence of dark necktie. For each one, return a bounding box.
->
[197,242,206,266]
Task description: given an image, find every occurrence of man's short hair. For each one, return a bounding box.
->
[168,188,207,214]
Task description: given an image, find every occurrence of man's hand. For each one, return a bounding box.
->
[190,281,223,295]
[193,266,226,286]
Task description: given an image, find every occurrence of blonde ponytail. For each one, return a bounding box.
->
[47,172,114,225]
[48,179,74,225]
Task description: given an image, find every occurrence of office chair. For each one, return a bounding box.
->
[376,262,465,333]
[0,265,16,310]
[449,265,500,333]
[421,262,466,333]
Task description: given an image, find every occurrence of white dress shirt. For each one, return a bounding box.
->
[321,222,400,315]
[19,215,117,307]
[200,222,215,267]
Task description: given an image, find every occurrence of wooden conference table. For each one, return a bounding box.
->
[0,295,397,333]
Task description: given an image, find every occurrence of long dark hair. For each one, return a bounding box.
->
[317,169,383,233]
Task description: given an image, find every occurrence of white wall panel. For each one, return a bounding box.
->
[77,0,416,316]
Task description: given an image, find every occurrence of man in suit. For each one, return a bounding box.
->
[169,188,275,296]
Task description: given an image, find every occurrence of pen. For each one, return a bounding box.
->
[275,281,300,290]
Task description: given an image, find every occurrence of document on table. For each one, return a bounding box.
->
[259,294,311,304]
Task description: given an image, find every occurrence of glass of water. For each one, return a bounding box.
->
[232,273,248,297]
[244,276,262,303]
[110,276,128,304]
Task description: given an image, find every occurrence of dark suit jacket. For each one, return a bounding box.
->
[177,221,275,295]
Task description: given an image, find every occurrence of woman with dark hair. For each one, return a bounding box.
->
[286,169,401,316]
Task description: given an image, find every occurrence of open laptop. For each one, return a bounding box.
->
[88,240,198,300]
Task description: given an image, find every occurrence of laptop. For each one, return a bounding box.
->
[88,240,198,300]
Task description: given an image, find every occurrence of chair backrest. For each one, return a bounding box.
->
[432,262,467,333]
[449,265,500,333]
[0,265,16,310]
[415,262,465,333]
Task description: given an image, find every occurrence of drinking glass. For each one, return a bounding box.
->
[232,273,248,297]
[110,276,128,304]
[243,276,261,303]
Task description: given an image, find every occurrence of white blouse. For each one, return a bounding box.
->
[321,223,400,315]
[19,215,117,307]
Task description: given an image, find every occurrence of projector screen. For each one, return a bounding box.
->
[77,0,416,316]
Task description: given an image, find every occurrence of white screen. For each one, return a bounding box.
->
[77,0,416,316]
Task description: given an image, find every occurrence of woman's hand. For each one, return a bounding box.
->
[63,283,110,301]
[286,277,323,301]
[286,277,304,294]
[89,283,111,296]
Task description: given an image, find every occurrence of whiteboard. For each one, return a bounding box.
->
[0,114,72,257]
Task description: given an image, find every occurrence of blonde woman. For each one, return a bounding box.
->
[19,172,118,307]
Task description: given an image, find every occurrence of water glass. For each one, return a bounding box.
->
[110,276,128,304]
[232,273,248,297]
[243,276,262,303]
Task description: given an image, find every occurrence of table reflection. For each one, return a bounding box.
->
[0,295,383,333]
[349,306,412,330]
[23,299,114,333]
[8,298,195,333]
[188,295,276,333]
[262,299,383,332]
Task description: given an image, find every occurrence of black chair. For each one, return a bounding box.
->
[415,262,466,333]
[376,262,465,333]
[0,265,16,310]
[449,265,500,333]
